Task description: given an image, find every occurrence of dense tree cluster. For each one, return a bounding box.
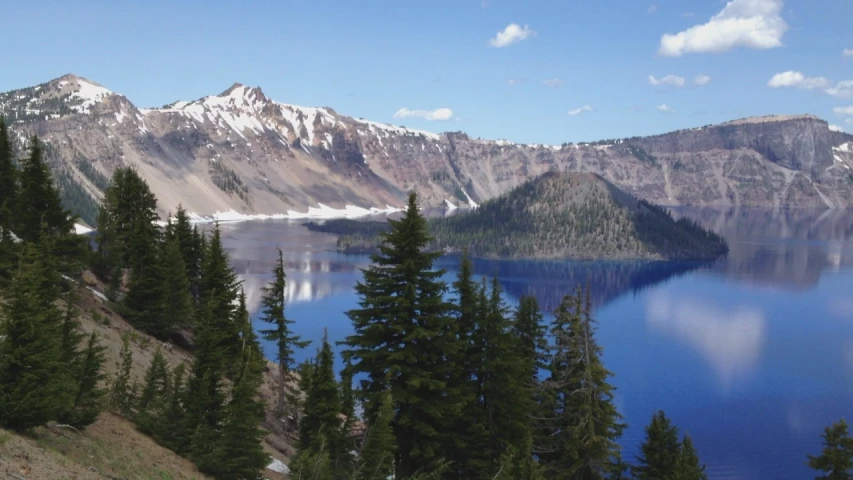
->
[0,122,105,431]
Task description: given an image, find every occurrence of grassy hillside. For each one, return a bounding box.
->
[0,273,293,480]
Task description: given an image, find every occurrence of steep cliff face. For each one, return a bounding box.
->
[2,74,852,222]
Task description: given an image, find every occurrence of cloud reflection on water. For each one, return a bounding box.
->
[646,292,766,390]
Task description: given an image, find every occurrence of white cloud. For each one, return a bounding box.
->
[489,23,535,48]
[542,78,564,87]
[657,104,675,113]
[568,105,593,116]
[693,74,712,86]
[767,71,831,89]
[658,0,787,57]
[683,12,695,17]
[829,124,845,133]
[844,49,853,57]
[507,78,528,86]
[834,106,853,116]
[393,107,454,121]
[648,4,658,13]
[648,74,686,87]
[827,81,853,99]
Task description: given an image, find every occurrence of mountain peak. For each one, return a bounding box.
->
[220,82,267,104]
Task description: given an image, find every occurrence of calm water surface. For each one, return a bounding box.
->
[216,208,853,480]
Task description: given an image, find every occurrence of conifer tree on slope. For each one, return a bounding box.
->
[292,330,347,479]
[341,191,457,478]
[807,419,853,480]
[61,330,107,428]
[123,213,169,337]
[0,243,67,430]
[259,248,310,417]
[542,287,624,479]
[95,167,159,280]
[17,136,73,242]
[159,233,194,331]
[166,205,202,295]
[211,292,269,479]
[197,223,241,367]
[355,388,396,480]
[0,117,18,231]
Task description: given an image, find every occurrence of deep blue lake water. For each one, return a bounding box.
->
[217,208,853,480]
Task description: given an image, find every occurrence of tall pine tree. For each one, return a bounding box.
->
[0,243,67,430]
[17,136,73,242]
[633,410,681,480]
[0,116,18,231]
[259,248,309,417]
[341,191,458,477]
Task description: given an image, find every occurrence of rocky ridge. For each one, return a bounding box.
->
[2,74,853,222]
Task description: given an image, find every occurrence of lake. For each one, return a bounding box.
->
[216,207,853,480]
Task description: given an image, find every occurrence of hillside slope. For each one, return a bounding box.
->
[0,275,292,480]
[429,172,728,260]
[2,74,853,223]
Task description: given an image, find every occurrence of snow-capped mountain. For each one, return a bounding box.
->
[2,74,853,225]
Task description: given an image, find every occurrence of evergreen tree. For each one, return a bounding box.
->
[0,211,19,290]
[122,213,169,337]
[675,435,707,480]
[137,348,170,414]
[355,388,396,480]
[0,243,67,431]
[210,292,269,479]
[807,419,853,480]
[109,334,136,416]
[197,224,241,367]
[17,136,74,242]
[156,362,188,451]
[94,167,160,278]
[0,117,18,231]
[60,331,107,427]
[159,234,194,331]
[513,295,546,384]
[633,410,680,480]
[294,330,348,478]
[259,248,309,417]
[167,205,201,296]
[341,191,458,477]
[541,287,625,479]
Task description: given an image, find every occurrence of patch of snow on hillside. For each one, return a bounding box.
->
[461,188,478,208]
[445,199,458,210]
[267,459,289,475]
[834,143,850,153]
[70,79,113,113]
[325,132,334,148]
[835,155,843,163]
[187,203,403,224]
[495,139,515,146]
[73,223,93,235]
[351,117,440,141]
[115,111,126,124]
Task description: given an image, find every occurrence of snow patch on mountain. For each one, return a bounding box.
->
[185,202,403,224]
[69,79,113,113]
[461,188,478,208]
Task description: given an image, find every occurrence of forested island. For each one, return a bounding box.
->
[308,172,728,261]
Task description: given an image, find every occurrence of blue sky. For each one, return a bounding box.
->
[1,0,852,143]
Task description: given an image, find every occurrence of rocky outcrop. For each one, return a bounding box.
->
[2,74,853,223]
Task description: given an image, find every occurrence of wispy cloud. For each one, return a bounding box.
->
[683,12,695,17]
[693,74,712,86]
[542,78,564,88]
[768,71,831,89]
[827,81,853,99]
[507,78,530,86]
[844,49,853,57]
[489,23,536,48]
[393,107,454,121]
[648,74,686,87]
[834,106,853,116]
[648,4,658,13]
[657,104,675,113]
[829,124,845,132]
[658,0,787,56]
[768,71,853,98]
[568,105,594,116]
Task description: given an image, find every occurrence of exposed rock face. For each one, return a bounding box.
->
[2,74,853,220]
